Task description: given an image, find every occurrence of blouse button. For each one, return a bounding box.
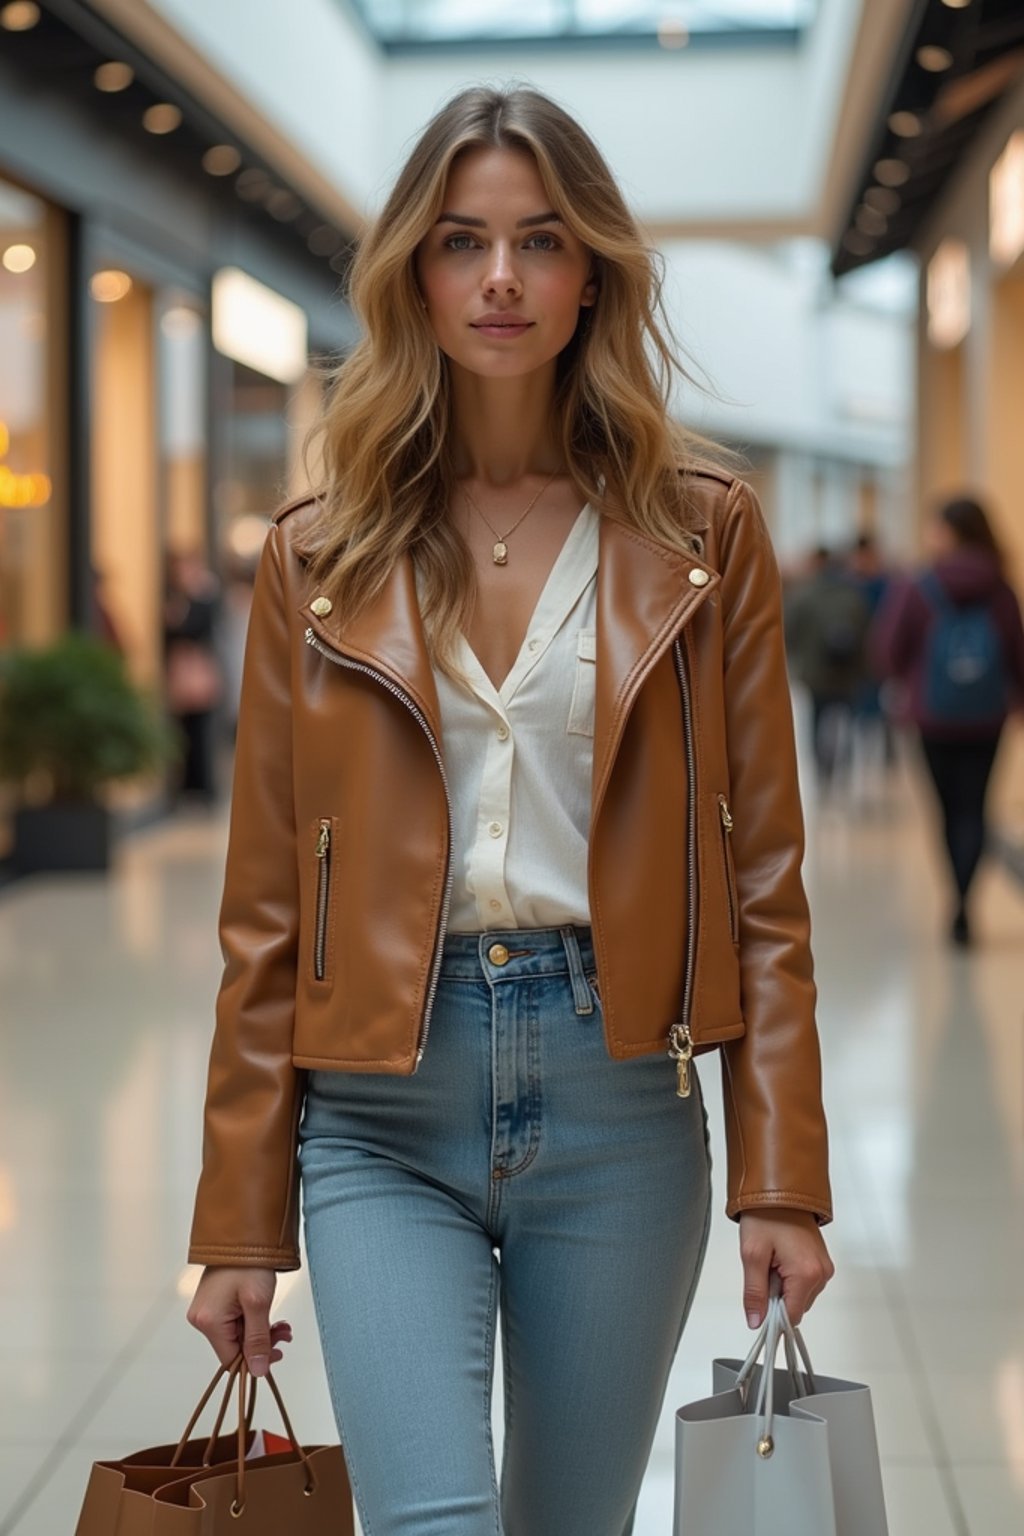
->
[528,637,539,651]
[489,899,501,910]
[497,724,509,740]
[489,821,503,837]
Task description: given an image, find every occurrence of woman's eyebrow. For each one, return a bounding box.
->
[435,211,564,228]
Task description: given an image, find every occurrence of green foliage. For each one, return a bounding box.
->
[0,633,181,803]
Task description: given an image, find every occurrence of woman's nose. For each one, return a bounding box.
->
[483,245,522,295]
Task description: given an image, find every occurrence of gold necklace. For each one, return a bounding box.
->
[460,470,561,565]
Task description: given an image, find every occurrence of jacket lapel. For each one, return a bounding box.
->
[592,516,719,805]
[300,550,444,746]
[299,515,720,772]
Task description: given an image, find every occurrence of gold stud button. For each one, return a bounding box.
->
[310,596,333,616]
[756,1435,774,1459]
[488,943,510,965]
[688,568,710,588]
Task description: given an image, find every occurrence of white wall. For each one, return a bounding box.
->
[134,0,384,212]
[664,240,914,463]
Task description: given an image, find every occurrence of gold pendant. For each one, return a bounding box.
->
[493,541,508,565]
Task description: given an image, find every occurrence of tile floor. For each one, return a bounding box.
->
[1,720,1022,1534]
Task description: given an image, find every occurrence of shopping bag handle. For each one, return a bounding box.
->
[734,1277,820,1460]
[230,1356,319,1518]
[169,1355,257,1469]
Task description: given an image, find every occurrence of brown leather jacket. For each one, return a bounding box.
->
[189,470,832,1271]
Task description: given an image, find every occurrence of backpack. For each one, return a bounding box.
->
[918,572,1008,723]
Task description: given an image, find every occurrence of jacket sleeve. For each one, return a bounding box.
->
[716,481,833,1226]
[188,522,305,1270]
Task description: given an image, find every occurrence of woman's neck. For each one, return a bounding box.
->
[449,362,564,486]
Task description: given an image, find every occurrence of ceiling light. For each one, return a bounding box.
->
[143,103,182,135]
[203,144,241,176]
[889,111,923,138]
[2,243,36,273]
[864,186,901,215]
[917,46,953,72]
[235,169,271,201]
[0,3,40,30]
[94,61,133,92]
[266,189,302,222]
[843,231,875,257]
[90,269,133,303]
[940,1,972,9]
[874,158,911,186]
[657,16,689,49]
[308,225,342,257]
[855,206,888,237]
[161,306,202,339]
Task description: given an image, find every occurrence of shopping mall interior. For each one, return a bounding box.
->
[1,2,1023,1533]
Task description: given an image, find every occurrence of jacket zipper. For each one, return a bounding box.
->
[314,819,332,981]
[717,794,739,946]
[668,634,697,1099]
[304,627,454,1069]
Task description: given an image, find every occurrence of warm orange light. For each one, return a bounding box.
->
[90,269,133,303]
[94,61,134,92]
[0,465,52,507]
[2,243,36,273]
[0,421,9,457]
[0,2,40,31]
[143,103,182,134]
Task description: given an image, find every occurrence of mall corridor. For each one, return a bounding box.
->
[0,722,1022,1536]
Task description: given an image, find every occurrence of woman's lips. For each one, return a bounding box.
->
[470,321,534,339]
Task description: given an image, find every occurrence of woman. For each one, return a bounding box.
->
[872,495,1024,946]
[186,85,834,1535]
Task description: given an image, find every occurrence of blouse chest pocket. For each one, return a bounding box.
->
[567,628,597,737]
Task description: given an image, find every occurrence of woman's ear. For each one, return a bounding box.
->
[580,278,599,308]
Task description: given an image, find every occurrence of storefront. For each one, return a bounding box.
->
[0,0,356,867]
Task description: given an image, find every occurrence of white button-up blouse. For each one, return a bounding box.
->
[414,500,599,932]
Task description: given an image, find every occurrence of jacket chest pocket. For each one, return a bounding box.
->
[566,628,597,737]
[311,816,338,983]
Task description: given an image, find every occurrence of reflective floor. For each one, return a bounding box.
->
[1,716,1022,1535]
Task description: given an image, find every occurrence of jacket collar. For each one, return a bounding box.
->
[299,514,720,770]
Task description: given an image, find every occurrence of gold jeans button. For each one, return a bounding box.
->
[488,943,510,965]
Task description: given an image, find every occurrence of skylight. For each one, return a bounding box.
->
[349,1,817,47]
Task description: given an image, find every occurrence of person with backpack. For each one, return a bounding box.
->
[871,495,1024,945]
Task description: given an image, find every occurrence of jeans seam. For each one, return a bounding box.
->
[307,1231,374,1536]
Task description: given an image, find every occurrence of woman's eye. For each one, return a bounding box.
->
[526,232,559,251]
[444,234,477,252]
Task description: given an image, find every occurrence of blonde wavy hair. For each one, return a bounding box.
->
[298,82,742,685]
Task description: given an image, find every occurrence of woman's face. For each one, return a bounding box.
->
[414,145,598,379]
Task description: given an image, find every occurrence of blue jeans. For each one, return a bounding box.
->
[298,923,713,1536]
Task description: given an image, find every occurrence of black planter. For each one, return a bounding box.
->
[13,800,113,874]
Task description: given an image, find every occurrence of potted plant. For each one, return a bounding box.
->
[0,632,181,874]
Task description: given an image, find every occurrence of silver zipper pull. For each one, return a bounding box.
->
[668,1022,693,1098]
[316,821,330,858]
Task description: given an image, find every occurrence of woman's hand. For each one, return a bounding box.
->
[738,1209,834,1329]
[186,1265,293,1376]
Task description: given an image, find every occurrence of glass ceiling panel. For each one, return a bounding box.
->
[351,1,817,45]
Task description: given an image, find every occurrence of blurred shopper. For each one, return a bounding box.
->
[162,545,224,805]
[872,495,1024,945]
[184,85,833,1536]
[847,532,897,770]
[784,544,872,788]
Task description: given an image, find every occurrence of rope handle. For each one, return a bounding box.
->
[230,1356,318,1518]
[169,1355,257,1469]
